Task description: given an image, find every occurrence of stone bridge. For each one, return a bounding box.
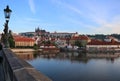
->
[0,48,52,81]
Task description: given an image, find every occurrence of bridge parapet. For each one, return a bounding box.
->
[2,48,52,81]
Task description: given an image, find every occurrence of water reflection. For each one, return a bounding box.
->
[15,52,34,60]
[15,52,116,63]
[15,52,120,81]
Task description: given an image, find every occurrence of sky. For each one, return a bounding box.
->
[0,0,120,34]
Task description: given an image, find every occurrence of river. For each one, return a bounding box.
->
[16,52,120,81]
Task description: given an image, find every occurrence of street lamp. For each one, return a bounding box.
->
[3,5,12,48]
[4,5,12,22]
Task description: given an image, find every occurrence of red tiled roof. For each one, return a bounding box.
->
[71,37,80,40]
[79,35,89,40]
[87,39,120,45]
[14,36,35,42]
[51,38,55,41]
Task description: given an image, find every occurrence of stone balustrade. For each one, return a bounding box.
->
[1,48,52,81]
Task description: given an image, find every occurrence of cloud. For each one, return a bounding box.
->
[70,2,120,34]
[78,15,120,34]
[51,0,120,34]
[63,15,120,34]
[28,0,36,14]
[75,0,120,34]
[51,0,83,15]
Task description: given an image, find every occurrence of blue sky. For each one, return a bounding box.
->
[0,0,120,34]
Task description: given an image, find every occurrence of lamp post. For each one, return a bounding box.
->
[3,5,12,48]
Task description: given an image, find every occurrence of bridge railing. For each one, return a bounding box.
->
[2,48,52,81]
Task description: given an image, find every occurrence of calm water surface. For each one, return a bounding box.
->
[18,52,120,81]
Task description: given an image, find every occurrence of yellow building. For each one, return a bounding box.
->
[14,36,35,47]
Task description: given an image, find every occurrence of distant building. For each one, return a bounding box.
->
[104,36,118,42]
[70,35,90,46]
[19,32,35,37]
[14,36,35,47]
[35,27,49,36]
[55,38,67,48]
[49,32,78,38]
[86,39,120,51]
[19,27,50,37]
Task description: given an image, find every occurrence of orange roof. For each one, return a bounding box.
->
[51,38,55,41]
[14,36,35,42]
[79,35,89,40]
[87,39,120,45]
[71,37,80,40]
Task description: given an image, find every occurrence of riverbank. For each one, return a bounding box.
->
[11,48,60,54]
[11,48,35,53]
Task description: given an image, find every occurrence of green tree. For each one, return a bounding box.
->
[1,33,4,44]
[75,40,87,47]
[80,40,87,47]
[33,44,38,50]
[8,30,15,48]
[75,40,81,47]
